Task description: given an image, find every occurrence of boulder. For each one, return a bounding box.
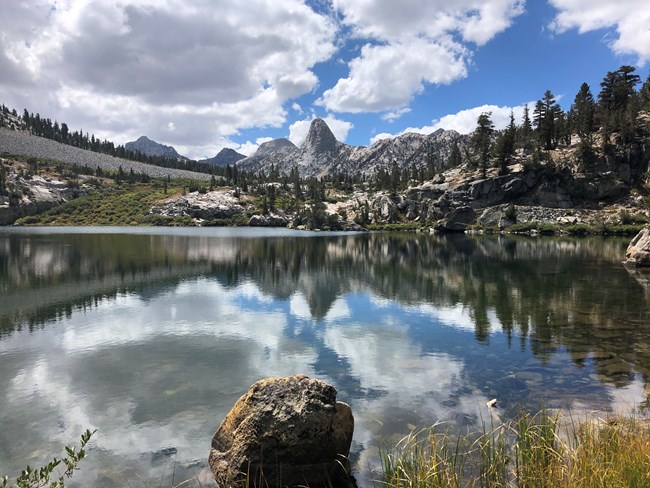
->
[371,194,398,222]
[624,228,650,267]
[248,212,288,227]
[209,374,354,487]
[435,205,476,232]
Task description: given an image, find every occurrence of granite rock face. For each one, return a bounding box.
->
[625,228,650,267]
[209,374,354,487]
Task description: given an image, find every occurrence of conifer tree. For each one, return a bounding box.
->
[518,105,533,151]
[571,82,596,143]
[534,90,562,150]
[496,111,516,174]
[448,140,462,167]
[598,65,641,136]
[473,112,494,178]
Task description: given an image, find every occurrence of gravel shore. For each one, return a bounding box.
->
[0,129,211,181]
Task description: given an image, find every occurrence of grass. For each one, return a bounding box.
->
[377,412,650,488]
[4,412,649,488]
[367,222,422,232]
[502,221,645,236]
[16,182,194,226]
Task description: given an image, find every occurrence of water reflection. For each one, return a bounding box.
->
[0,228,648,487]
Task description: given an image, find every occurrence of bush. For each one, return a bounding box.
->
[619,210,648,225]
[504,203,517,222]
[1,429,95,488]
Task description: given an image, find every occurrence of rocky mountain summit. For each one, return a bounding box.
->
[237,118,469,178]
[125,136,184,159]
[202,148,246,167]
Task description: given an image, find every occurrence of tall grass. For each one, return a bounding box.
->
[377,412,650,488]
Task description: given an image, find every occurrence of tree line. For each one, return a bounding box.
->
[0,104,221,176]
[470,65,650,178]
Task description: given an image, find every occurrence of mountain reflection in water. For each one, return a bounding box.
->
[0,228,648,487]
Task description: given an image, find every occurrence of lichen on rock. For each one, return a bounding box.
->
[209,374,354,487]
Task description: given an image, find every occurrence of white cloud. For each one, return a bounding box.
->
[288,114,353,146]
[381,107,411,122]
[331,0,524,45]
[370,102,534,144]
[320,38,468,113]
[0,0,337,156]
[549,0,650,65]
[291,102,303,114]
[322,0,525,113]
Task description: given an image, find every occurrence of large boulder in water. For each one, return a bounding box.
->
[625,228,650,267]
[208,374,354,487]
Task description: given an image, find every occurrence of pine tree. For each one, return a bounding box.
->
[519,105,533,152]
[534,90,562,150]
[448,140,462,167]
[496,111,516,174]
[390,160,401,194]
[473,112,494,178]
[571,82,596,143]
[640,73,650,110]
[0,163,6,196]
[598,65,641,134]
[290,167,302,200]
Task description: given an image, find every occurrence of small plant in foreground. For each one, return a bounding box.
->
[1,429,95,488]
[376,412,650,488]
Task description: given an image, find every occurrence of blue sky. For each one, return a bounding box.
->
[0,1,648,159]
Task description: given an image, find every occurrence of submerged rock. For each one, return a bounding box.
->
[208,374,354,487]
[624,228,650,267]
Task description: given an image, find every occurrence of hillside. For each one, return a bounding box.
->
[0,129,211,180]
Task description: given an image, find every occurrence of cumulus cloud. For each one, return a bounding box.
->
[0,0,337,156]
[321,0,525,113]
[288,114,353,146]
[381,107,412,122]
[370,102,534,144]
[549,0,650,65]
[320,38,468,113]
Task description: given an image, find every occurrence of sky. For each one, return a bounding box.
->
[1,1,649,160]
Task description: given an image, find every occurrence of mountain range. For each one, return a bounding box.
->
[127,118,469,177]
[237,118,469,177]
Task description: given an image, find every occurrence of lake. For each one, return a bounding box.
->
[1,227,649,487]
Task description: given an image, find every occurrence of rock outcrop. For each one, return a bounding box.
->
[209,374,354,487]
[151,190,244,221]
[0,164,87,225]
[624,228,650,267]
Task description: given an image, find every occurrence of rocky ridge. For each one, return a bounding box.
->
[124,135,184,159]
[202,147,246,167]
[237,118,469,178]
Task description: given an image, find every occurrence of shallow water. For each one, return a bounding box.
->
[0,227,648,486]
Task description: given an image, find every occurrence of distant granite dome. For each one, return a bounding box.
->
[255,138,297,157]
[125,136,182,158]
[202,148,246,167]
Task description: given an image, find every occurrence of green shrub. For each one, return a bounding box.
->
[1,429,95,488]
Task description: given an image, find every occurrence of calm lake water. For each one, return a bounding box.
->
[1,227,649,486]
